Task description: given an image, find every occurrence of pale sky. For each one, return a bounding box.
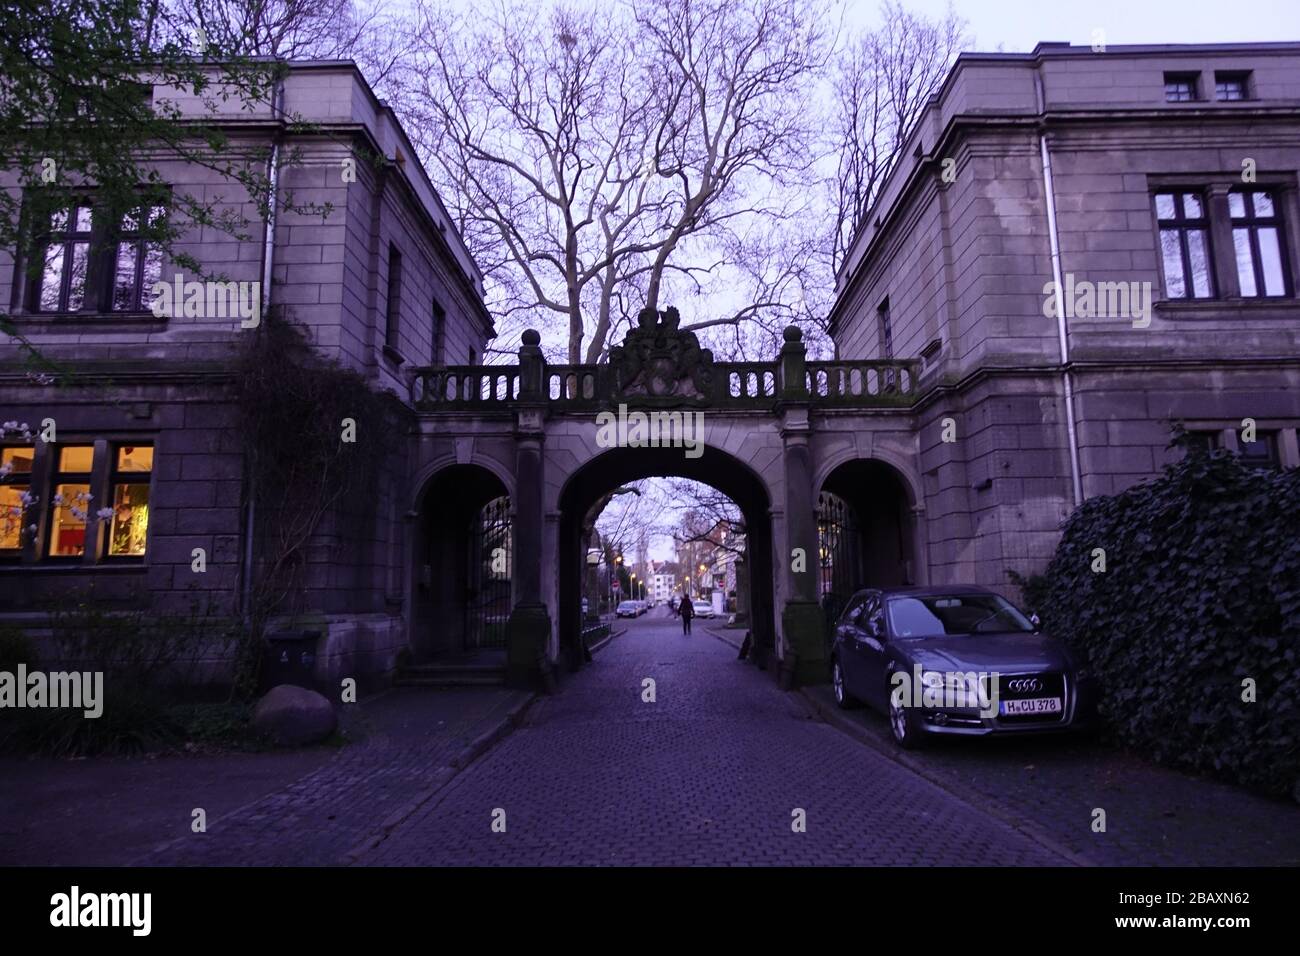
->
[841,0,1300,50]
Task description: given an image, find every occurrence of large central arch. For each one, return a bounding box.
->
[556,444,776,671]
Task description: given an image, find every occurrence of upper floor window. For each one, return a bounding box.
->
[29,196,166,314]
[39,203,94,312]
[431,297,446,365]
[1164,73,1200,102]
[111,205,166,311]
[1215,72,1250,101]
[877,297,893,360]
[1155,191,1214,299]
[1230,189,1290,297]
[385,245,402,353]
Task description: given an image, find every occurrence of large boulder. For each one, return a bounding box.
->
[252,684,337,747]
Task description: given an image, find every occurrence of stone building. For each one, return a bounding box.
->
[828,40,1300,591]
[0,63,492,688]
[3,42,1298,691]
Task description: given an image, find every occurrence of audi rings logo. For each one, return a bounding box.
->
[1008,678,1043,693]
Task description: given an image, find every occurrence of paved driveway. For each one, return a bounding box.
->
[357,613,1069,865]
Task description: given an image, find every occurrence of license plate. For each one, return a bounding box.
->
[1000,697,1062,716]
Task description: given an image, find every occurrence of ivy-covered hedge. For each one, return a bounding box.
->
[1012,442,1300,799]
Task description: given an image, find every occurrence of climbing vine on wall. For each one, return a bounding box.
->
[233,310,401,694]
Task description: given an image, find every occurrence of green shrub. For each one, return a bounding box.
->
[1014,440,1300,797]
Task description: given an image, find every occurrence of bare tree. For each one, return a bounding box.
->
[830,1,967,274]
[403,0,830,364]
[169,0,414,90]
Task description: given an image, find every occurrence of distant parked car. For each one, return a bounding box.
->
[830,586,1096,749]
[616,600,640,618]
[691,600,714,618]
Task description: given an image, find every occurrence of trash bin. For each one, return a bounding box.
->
[261,630,321,691]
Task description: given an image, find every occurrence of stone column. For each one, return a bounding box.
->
[777,326,826,687]
[505,330,554,690]
[732,554,750,626]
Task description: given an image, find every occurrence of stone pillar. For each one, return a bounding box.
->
[506,330,554,690]
[777,326,826,687]
[732,554,750,626]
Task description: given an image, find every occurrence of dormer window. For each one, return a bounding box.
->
[1164,73,1200,102]
[1215,72,1250,101]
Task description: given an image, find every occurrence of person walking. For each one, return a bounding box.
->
[679,594,694,635]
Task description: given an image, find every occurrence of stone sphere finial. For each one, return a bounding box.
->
[783,325,803,343]
[522,329,541,346]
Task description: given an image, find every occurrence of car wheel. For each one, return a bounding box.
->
[887,674,924,749]
[832,658,858,710]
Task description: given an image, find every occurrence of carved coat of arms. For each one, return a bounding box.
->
[608,307,715,405]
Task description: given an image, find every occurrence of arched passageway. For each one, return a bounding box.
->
[817,459,918,636]
[410,464,512,661]
[556,445,776,673]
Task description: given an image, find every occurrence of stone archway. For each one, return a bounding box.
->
[409,463,512,662]
[818,458,921,594]
[555,444,778,675]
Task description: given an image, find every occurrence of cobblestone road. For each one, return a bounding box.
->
[357,613,1069,865]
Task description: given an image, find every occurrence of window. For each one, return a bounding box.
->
[5,441,156,564]
[1238,431,1281,469]
[1164,73,1199,102]
[385,245,402,351]
[1,447,35,556]
[38,203,94,312]
[111,204,165,311]
[877,297,893,360]
[28,194,168,315]
[1155,191,1214,299]
[1184,430,1221,454]
[431,298,446,364]
[1215,72,1250,101]
[878,297,897,390]
[105,444,153,557]
[1229,190,1290,297]
[47,445,94,557]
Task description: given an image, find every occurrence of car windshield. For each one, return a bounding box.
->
[886,594,1034,639]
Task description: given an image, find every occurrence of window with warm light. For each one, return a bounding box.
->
[48,445,94,557]
[1,446,35,555]
[106,444,153,557]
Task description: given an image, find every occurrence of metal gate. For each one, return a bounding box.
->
[817,491,861,624]
[464,495,513,650]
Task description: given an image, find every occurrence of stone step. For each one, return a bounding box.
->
[395,673,506,687]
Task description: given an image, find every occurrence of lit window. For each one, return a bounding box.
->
[48,445,94,557]
[106,444,153,557]
[0,447,35,555]
[1229,190,1290,297]
[1155,191,1214,299]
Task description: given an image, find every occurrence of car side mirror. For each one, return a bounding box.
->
[1030,613,1041,631]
